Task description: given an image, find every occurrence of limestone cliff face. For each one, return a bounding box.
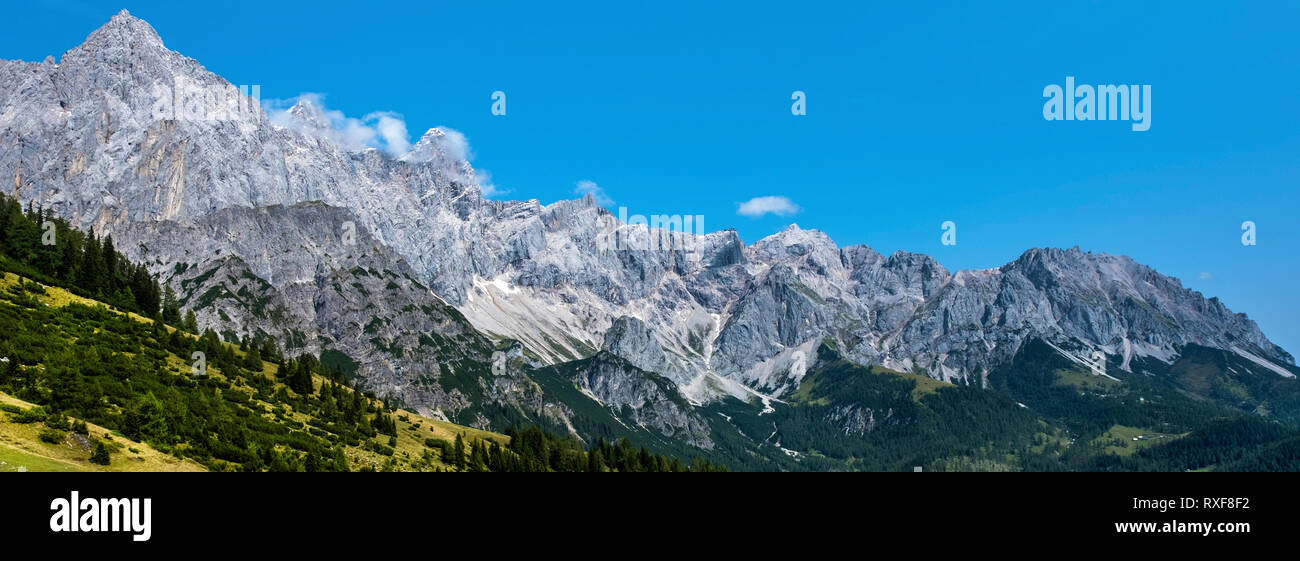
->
[116,202,494,414]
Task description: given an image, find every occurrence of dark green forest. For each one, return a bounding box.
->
[0,195,166,321]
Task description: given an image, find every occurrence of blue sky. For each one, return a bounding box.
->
[3,1,1298,354]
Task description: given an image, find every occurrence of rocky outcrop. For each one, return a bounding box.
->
[569,352,714,450]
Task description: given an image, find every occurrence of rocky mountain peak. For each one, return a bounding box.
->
[285,99,332,131]
[753,223,837,258]
[400,127,467,165]
[884,250,949,278]
[70,10,166,58]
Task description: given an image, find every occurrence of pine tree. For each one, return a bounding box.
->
[260,338,281,363]
[3,202,39,262]
[89,441,111,465]
[452,433,465,470]
[304,452,321,472]
[182,309,198,333]
[57,236,78,282]
[490,441,504,471]
[0,197,13,251]
[128,264,159,316]
[101,235,118,292]
[34,210,60,272]
[135,392,170,443]
[161,285,181,324]
[288,357,314,395]
[243,348,263,373]
[79,231,105,294]
[588,449,606,472]
[470,439,488,472]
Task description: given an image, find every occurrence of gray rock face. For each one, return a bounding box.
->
[117,201,494,413]
[827,404,894,437]
[601,316,688,382]
[568,352,714,449]
[1,12,1292,436]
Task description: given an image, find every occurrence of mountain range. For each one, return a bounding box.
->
[3,11,1297,470]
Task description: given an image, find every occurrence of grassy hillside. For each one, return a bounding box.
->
[0,390,204,472]
[0,271,509,472]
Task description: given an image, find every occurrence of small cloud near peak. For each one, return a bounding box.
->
[573,180,613,207]
[737,196,800,218]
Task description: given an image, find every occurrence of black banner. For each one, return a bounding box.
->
[1,473,1288,551]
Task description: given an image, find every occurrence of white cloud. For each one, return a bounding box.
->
[368,112,410,155]
[477,169,508,198]
[1198,272,1213,280]
[263,93,411,157]
[574,180,614,206]
[433,127,471,162]
[737,196,800,218]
